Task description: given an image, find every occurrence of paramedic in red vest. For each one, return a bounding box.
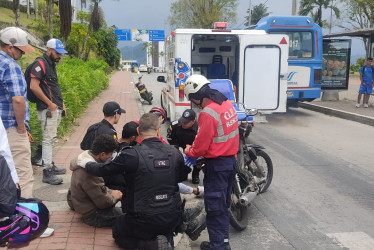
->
[184,75,238,250]
[29,38,67,185]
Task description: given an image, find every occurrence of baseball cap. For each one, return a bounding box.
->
[0,27,34,53]
[179,109,196,124]
[103,101,126,116]
[46,38,68,54]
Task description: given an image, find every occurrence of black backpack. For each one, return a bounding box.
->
[80,122,103,150]
[24,57,48,103]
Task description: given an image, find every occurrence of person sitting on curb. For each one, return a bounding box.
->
[356,57,374,108]
[68,134,123,228]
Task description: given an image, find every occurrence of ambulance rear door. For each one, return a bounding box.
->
[238,33,289,113]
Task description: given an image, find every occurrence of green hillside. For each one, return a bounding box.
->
[0,7,35,27]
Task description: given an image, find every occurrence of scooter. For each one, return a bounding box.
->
[132,74,153,105]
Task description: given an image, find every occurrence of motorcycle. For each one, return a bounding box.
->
[132,74,153,105]
[229,107,273,231]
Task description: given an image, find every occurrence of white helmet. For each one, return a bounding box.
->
[184,75,210,100]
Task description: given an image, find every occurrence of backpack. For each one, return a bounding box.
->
[80,122,103,150]
[362,65,374,75]
[24,57,48,103]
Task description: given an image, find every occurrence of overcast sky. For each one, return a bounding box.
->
[91,0,365,58]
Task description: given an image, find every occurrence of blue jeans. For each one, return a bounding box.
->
[204,156,236,250]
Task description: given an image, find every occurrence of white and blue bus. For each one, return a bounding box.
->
[253,16,323,105]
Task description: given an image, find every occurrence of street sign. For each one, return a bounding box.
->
[149,30,165,41]
[115,29,131,41]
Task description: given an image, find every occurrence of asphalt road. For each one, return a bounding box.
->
[133,72,374,250]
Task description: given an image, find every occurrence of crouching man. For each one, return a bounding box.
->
[68,134,122,227]
[78,113,185,249]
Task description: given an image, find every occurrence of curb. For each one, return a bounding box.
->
[299,102,374,127]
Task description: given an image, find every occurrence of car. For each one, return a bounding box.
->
[138,64,148,72]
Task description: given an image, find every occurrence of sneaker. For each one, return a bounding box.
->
[52,162,66,175]
[42,169,63,185]
[355,103,360,108]
[200,241,231,250]
[364,103,369,108]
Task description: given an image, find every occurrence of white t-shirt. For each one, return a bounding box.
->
[0,117,19,184]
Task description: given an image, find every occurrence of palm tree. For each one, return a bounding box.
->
[299,0,340,28]
[79,0,104,60]
[59,0,72,43]
[245,3,270,26]
[13,0,20,26]
[33,0,38,19]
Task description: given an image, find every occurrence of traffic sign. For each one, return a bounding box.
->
[149,30,165,42]
[115,29,131,41]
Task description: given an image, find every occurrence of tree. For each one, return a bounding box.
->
[59,0,73,42]
[341,0,374,56]
[299,0,340,28]
[245,3,270,26]
[33,0,38,19]
[13,0,20,26]
[48,0,53,38]
[80,0,104,60]
[93,25,121,67]
[168,0,238,29]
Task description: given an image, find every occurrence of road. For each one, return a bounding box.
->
[134,72,374,250]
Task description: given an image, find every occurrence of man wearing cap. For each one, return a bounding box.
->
[167,109,201,184]
[28,38,68,185]
[0,27,35,198]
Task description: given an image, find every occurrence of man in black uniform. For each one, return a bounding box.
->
[79,113,185,249]
[167,109,201,184]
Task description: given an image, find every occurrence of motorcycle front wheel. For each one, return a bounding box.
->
[229,182,249,231]
[253,149,273,193]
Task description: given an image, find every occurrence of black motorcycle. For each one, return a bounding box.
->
[229,108,273,231]
[132,75,153,105]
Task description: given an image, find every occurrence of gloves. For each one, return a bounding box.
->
[184,154,196,170]
[77,158,93,168]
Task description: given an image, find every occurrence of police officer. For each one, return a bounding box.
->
[78,113,185,249]
[167,108,201,184]
[184,75,238,250]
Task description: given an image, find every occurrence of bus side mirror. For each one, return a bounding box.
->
[157,76,166,83]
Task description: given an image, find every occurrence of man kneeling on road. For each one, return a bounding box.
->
[78,113,185,249]
[68,134,122,227]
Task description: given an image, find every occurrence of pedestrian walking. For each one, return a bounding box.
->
[0,27,35,198]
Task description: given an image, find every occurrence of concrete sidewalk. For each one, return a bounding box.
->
[23,71,141,250]
[299,75,374,127]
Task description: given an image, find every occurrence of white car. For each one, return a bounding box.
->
[138,64,148,72]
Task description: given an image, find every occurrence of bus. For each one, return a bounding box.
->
[157,22,289,121]
[254,16,323,105]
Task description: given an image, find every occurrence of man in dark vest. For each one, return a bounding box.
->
[78,113,185,249]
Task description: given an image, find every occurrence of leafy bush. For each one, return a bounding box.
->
[28,58,109,153]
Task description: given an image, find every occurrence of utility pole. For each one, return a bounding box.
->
[292,0,297,15]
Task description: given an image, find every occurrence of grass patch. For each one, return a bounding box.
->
[0,7,36,27]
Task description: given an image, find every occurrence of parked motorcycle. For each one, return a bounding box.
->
[132,74,153,105]
[229,107,273,231]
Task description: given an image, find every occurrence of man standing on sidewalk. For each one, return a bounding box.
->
[29,38,68,185]
[0,27,35,198]
[356,57,374,108]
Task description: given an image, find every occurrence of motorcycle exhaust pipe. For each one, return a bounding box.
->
[239,191,257,206]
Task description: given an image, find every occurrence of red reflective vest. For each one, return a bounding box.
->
[186,99,239,158]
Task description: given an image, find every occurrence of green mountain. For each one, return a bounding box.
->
[119,44,147,65]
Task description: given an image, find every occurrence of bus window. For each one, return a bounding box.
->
[274,31,313,59]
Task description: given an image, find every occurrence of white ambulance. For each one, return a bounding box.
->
[157,22,289,121]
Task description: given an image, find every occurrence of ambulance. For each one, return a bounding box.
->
[157,22,289,121]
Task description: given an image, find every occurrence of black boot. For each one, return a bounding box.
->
[42,169,63,185]
[51,162,66,175]
[200,241,231,250]
[191,166,200,184]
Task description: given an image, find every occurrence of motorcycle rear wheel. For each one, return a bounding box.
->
[253,149,273,193]
[229,183,249,231]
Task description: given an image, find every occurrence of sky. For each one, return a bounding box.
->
[87,0,366,60]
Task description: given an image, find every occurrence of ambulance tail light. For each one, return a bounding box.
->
[179,84,184,98]
[314,69,322,84]
[213,22,231,32]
